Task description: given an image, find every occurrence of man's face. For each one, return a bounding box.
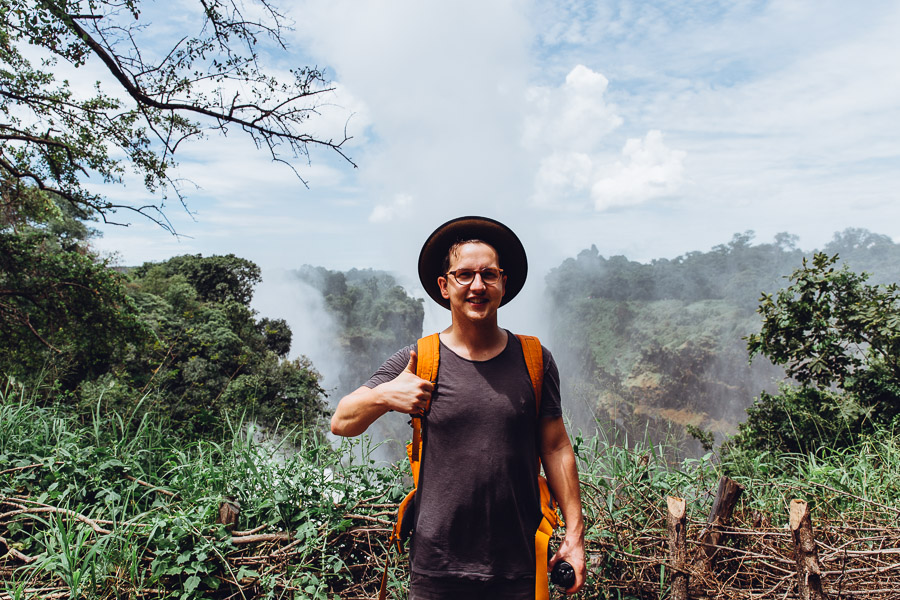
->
[438,242,507,323]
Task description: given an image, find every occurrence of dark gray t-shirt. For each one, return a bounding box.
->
[365,332,562,581]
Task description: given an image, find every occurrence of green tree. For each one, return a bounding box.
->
[747,253,900,390]
[131,254,261,305]
[733,253,900,457]
[0,189,146,385]
[1,0,354,229]
[125,254,327,437]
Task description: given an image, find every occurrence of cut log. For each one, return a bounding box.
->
[666,496,688,600]
[217,498,240,531]
[789,499,826,600]
[695,476,744,571]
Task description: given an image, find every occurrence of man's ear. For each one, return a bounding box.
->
[501,274,508,297]
[438,276,450,299]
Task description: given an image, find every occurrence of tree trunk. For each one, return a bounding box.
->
[789,499,826,600]
[695,476,744,571]
[217,498,240,531]
[666,496,689,600]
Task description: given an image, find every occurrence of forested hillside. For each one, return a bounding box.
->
[1,192,327,440]
[292,266,424,459]
[546,228,900,450]
[292,266,424,400]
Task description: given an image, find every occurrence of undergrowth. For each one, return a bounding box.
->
[3,380,900,598]
[0,380,405,599]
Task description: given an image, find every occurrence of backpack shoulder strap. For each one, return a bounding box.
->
[517,334,557,600]
[516,334,543,415]
[409,333,440,485]
[416,333,441,383]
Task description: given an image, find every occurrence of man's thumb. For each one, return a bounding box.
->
[405,350,418,374]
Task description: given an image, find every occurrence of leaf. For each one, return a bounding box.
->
[183,575,201,594]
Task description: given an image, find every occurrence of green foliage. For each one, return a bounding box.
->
[824,228,900,285]
[573,431,722,597]
[0,191,147,385]
[726,385,861,459]
[0,0,352,227]
[5,380,900,598]
[747,252,900,390]
[0,381,405,599]
[722,428,900,516]
[547,230,900,454]
[132,254,262,306]
[549,293,779,449]
[1,229,328,439]
[122,254,328,437]
[257,317,292,358]
[546,231,803,309]
[729,253,900,465]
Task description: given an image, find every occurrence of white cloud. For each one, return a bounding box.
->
[591,130,686,210]
[531,130,686,211]
[523,65,623,152]
[524,65,685,211]
[530,152,594,208]
[92,0,900,288]
[369,193,414,223]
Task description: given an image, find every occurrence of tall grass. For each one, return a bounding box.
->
[3,380,900,599]
[0,380,405,599]
[571,425,900,598]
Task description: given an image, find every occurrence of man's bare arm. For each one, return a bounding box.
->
[540,416,587,594]
[330,351,433,437]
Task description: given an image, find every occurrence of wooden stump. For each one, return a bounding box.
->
[696,476,744,571]
[666,496,688,600]
[789,499,826,600]
[217,498,240,531]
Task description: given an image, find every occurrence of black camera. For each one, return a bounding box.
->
[550,560,575,589]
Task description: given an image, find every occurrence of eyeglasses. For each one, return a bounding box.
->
[445,268,504,286]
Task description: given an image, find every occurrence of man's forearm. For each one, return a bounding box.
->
[545,444,585,541]
[540,417,587,593]
[330,385,390,437]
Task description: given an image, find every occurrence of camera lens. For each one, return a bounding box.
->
[550,560,575,588]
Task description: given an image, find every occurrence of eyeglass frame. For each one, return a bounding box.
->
[444,268,505,286]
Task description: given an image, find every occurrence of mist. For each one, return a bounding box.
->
[250,227,900,459]
[251,269,342,397]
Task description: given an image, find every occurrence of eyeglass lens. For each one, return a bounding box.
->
[453,269,501,285]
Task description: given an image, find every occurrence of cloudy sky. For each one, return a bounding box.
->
[91,0,900,335]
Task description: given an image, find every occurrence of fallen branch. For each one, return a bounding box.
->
[230,532,293,545]
[0,506,111,535]
[0,535,35,563]
[124,474,177,498]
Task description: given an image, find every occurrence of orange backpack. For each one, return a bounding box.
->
[378,333,561,600]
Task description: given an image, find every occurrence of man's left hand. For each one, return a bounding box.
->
[548,533,587,594]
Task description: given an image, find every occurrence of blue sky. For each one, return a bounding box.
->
[89,0,900,340]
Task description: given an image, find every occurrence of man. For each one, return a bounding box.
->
[331,216,586,598]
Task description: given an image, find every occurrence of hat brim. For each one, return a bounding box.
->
[418,216,527,309]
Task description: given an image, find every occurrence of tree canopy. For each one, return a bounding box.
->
[730,253,900,459]
[1,0,354,230]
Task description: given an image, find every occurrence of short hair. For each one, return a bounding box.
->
[441,239,501,274]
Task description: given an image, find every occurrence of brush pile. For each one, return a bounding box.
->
[578,482,900,599]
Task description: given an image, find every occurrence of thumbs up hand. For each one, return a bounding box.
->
[379,350,434,415]
[404,350,418,375]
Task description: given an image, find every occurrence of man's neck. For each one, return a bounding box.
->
[440,319,508,361]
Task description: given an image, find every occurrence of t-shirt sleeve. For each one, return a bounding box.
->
[364,344,416,388]
[540,346,563,419]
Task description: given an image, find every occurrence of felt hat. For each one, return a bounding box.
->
[418,216,527,309]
